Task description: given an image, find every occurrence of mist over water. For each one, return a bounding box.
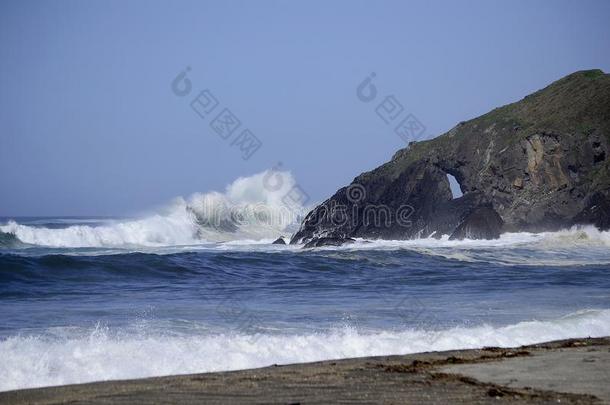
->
[1,172,610,392]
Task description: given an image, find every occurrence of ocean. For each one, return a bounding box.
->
[1,172,610,392]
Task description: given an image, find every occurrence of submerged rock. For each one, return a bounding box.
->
[272,237,286,245]
[303,237,356,248]
[291,70,610,245]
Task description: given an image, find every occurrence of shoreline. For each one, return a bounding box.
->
[1,337,608,404]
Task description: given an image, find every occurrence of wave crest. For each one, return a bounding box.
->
[0,170,305,248]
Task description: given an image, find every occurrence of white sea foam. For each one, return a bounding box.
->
[285,226,610,266]
[0,308,608,392]
[0,170,304,247]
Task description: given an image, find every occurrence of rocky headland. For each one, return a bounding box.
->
[292,70,610,246]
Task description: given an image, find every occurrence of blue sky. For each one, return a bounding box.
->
[1,0,609,216]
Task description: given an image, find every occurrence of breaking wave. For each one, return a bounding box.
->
[1,308,608,392]
[0,170,305,248]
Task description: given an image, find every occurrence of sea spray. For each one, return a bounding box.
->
[0,170,305,247]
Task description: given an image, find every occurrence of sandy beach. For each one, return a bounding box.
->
[1,337,608,404]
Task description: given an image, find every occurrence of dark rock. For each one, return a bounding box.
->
[449,206,504,240]
[291,70,610,244]
[572,193,610,231]
[272,237,286,245]
[303,237,356,248]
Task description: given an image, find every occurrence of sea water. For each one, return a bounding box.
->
[1,172,609,392]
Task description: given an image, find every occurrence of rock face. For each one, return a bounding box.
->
[291,70,610,244]
[448,206,504,240]
[572,192,610,230]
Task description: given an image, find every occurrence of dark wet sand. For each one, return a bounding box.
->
[1,337,609,404]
